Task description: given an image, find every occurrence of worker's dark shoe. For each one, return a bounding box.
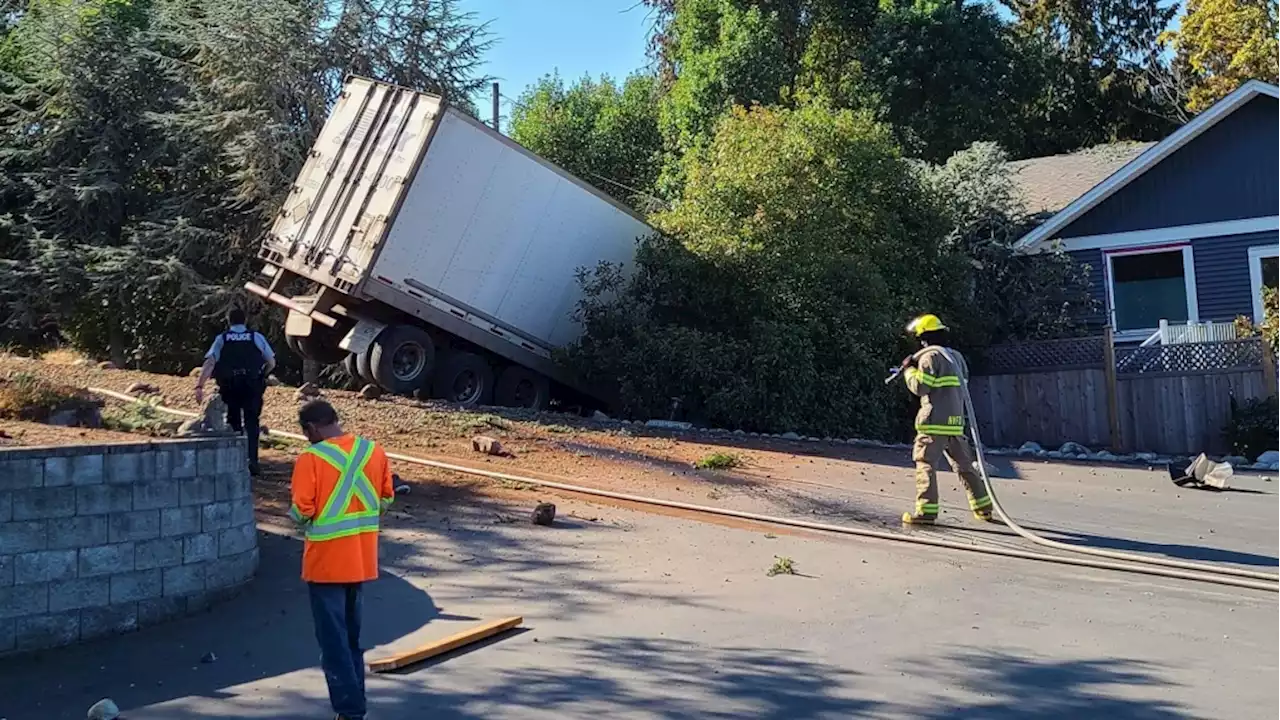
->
[901,511,937,525]
[973,509,998,523]
[247,461,261,477]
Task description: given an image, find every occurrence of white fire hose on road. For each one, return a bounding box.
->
[89,384,1278,593]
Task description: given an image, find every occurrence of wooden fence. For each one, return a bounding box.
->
[968,331,1276,455]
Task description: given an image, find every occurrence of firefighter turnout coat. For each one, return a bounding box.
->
[903,345,970,436]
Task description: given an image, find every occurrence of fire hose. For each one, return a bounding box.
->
[89,385,1278,593]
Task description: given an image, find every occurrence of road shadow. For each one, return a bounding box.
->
[0,531,439,720]
[901,649,1192,719]
[133,635,882,719]
[1041,528,1279,568]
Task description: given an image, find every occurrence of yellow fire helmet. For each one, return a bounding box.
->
[906,313,948,337]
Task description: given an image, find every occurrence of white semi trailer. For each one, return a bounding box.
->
[246,76,653,409]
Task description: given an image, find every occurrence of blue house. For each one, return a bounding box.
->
[1012,80,1279,343]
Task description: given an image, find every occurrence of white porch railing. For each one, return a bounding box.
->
[1139,319,1239,346]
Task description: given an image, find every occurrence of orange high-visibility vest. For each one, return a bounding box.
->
[289,434,394,583]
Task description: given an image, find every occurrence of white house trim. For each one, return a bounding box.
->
[1103,244,1199,341]
[1015,80,1280,252]
[1037,216,1280,253]
[1249,243,1279,322]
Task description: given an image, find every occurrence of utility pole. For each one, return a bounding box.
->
[491,82,500,132]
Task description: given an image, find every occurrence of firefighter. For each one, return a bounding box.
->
[898,313,994,525]
[290,399,395,720]
[194,308,275,475]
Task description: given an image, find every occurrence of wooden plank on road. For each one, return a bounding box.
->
[368,616,523,672]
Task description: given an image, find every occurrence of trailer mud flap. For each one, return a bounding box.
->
[340,319,388,357]
[285,309,314,338]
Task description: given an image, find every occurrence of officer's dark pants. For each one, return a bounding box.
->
[219,380,262,467]
[309,582,367,719]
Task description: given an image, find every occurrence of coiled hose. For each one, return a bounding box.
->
[89,385,1278,593]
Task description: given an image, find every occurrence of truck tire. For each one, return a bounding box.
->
[369,324,436,395]
[285,334,303,356]
[294,334,347,365]
[342,353,360,382]
[494,366,550,410]
[432,352,494,408]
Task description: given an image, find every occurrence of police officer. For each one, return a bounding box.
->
[195,308,275,475]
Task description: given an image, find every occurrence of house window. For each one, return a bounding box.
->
[1248,244,1279,322]
[1105,245,1198,333]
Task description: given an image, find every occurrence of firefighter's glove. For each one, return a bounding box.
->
[899,355,916,370]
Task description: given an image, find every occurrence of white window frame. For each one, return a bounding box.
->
[1104,244,1199,342]
[1248,244,1279,322]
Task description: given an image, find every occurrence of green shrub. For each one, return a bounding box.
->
[1225,395,1278,462]
[0,372,101,423]
[694,452,741,470]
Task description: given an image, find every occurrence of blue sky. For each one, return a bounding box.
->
[462,0,654,130]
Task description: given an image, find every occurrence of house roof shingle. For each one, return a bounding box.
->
[1007,141,1155,215]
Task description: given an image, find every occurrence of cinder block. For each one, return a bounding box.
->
[135,537,183,570]
[0,555,12,587]
[0,490,10,522]
[160,506,202,537]
[218,525,257,557]
[48,577,111,612]
[110,569,162,603]
[207,548,258,588]
[0,618,13,653]
[48,515,109,550]
[184,533,218,564]
[77,484,133,515]
[138,596,185,627]
[79,543,135,577]
[109,509,161,543]
[0,583,48,619]
[0,458,43,491]
[44,454,105,487]
[15,611,80,650]
[202,502,233,532]
[81,602,139,640]
[153,449,172,481]
[11,486,77,520]
[0,522,46,554]
[179,476,217,506]
[214,471,251,502]
[197,448,219,476]
[14,549,78,584]
[105,451,141,484]
[216,445,244,475]
[229,496,255,527]
[133,480,180,511]
[170,449,198,479]
[163,563,206,597]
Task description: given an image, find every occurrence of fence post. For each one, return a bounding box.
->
[1102,326,1122,452]
[1262,339,1277,398]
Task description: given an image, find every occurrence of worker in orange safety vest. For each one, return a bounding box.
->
[290,399,395,720]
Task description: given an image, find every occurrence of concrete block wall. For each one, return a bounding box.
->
[0,437,258,655]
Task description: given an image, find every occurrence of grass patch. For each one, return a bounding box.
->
[100,398,175,436]
[543,424,574,434]
[695,452,741,470]
[453,413,512,435]
[259,433,302,450]
[41,348,88,365]
[767,556,796,577]
[0,372,101,424]
[496,478,537,491]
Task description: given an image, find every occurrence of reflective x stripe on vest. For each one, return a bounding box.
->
[291,437,387,541]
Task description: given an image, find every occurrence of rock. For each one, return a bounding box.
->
[591,410,610,421]
[732,429,746,436]
[781,431,801,441]
[1221,455,1248,467]
[645,419,692,430]
[472,435,505,456]
[97,361,118,370]
[73,358,92,367]
[1017,441,1043,456]
[358,384,382,400]
[86,698,120,720]
[1270,462,1280,472]
[48,408,79,427]
[1094,450,1118,461]
[1256,450,1280,465]
[48,404,103,429]
[1046,451,1064,459]
[1058,441,1089,455]
[297,381,322,397]
[531,502,556,526]
[178,397,230,436]
[1135,451,1158,462]
[265,375,281,387]
[128,381,161,396]
[188,366,203,377]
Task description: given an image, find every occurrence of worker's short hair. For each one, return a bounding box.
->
[298,399,340,428]
[227,307,247,326]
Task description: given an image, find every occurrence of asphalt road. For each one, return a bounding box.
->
[0,458,1275,719]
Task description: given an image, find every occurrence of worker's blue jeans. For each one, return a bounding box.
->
[309,582,366,719]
